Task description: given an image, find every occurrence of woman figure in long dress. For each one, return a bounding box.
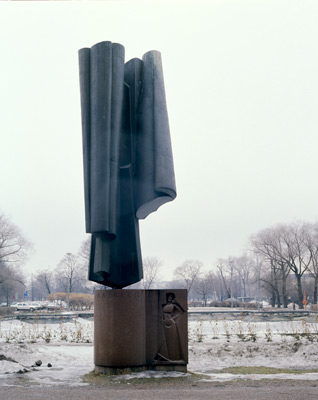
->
[158,292,185,362]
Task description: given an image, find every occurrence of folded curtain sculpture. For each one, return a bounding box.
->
[78,41,176,288]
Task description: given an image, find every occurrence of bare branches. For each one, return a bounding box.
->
[32,239,94,299]
[250,221,317,308]
[0,213,32,264]
[56,253,84,293]
[35,269,54,295]
[194,272,215,306]
[141,257,163,289]
[0,261,25,303]
[216,259,231,299]
[0,213,30,301]
[174,259,202,293]
[78,237,91,264]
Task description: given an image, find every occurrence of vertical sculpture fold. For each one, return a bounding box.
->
[79,41,176,288]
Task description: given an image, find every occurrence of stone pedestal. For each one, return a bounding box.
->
[94,289,188,374]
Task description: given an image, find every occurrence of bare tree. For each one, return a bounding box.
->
[77,238,99,293]
[0,262,24,286]
[251,222,312,308]
[0,213,32,264]
[55,253,86,293]
[231,254,253,299]
[0,214,30,302]
[303,222,318,304]
[78,237,91,263]
[251,226,291,307]
[216,259,231,299]
[194,272,214,306]
[35,269,54,295]
[216,257,242,301]
[0,262,25,303]
[173,259,202,294]
[249,253,264,307]
[279,222,311,308]
[212,269,226,301]
[141,257,163,289]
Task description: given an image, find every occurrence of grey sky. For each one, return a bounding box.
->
[1,0,318,280]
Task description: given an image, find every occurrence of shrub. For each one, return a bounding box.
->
[0,306,15,316]
[47,293,94,310]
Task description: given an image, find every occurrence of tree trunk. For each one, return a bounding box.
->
[282,273,288,308]
[276,289,281,308]
[271,290,276,307]
[242,278,247,298]
[296,274,304,309]
[274,275,281,308]
[220,272,231,298]
[314,275,318,304]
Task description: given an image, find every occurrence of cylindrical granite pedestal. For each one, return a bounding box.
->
[94,289,188,374]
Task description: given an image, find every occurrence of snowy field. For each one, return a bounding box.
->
[1,312,318,386]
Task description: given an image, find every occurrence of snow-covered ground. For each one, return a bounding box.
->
[188,313,318,382]
[0,318,94,387]
[1,313,318,386]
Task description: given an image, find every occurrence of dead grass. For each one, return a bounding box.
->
[220,366,318,375]
[82,370,208,386]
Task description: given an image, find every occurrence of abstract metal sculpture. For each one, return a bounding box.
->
[79,41,176,288]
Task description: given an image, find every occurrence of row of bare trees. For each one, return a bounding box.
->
[171,258,253,306]
[32,239,93,300]
[0,211,91,303]
[172,222,318,309]
[2,210,318,309]
[250,221,318,308]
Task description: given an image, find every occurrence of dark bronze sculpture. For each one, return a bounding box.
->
[78,41,176,288]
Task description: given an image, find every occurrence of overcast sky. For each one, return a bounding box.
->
[1,0,318,280]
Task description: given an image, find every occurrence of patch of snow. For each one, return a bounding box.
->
[0,342,93,386]
[112,371,186,380]
[0,360,26,374]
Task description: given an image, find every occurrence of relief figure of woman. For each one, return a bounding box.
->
[157,292,185,362]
